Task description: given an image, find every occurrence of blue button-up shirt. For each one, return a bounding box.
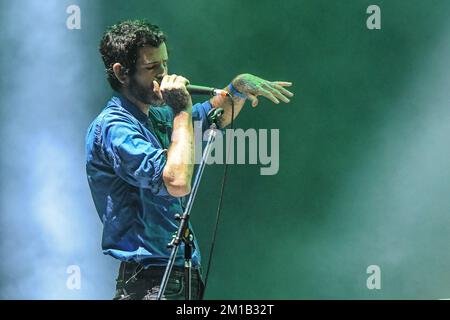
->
[85,94,213,267]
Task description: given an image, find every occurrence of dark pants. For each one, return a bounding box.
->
[113,261,205,300]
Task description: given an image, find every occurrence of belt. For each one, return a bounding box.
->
[119,261,203,280]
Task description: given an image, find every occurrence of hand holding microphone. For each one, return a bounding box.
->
[153,74,192,114]
[153,74,229,113]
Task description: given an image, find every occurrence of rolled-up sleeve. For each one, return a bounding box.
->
[103,116,168,195]
[192,100,213,133]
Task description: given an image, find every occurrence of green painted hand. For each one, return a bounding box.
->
[232,73,294,107]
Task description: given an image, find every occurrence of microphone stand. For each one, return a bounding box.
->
[157,107,224,300]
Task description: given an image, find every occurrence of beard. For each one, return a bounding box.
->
[129,76,164,107]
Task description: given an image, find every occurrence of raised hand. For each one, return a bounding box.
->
[232,73,294,107]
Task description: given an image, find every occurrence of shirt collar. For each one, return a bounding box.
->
[113,92,149,124]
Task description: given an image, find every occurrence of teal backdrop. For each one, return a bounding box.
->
[0,0,449,299]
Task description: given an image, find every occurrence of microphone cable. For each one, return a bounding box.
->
[201,93,235,299]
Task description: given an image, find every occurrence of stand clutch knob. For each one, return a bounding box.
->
[207,107,224,125]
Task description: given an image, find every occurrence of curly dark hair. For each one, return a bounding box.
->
[99,19,167,91]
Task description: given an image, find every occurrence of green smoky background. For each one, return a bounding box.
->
[0,0,449,299]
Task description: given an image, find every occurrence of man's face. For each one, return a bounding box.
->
[128,42,168,106]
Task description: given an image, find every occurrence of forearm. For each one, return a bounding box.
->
[209,86,246,128]
[163,110,194,196]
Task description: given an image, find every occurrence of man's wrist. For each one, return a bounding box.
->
[172,103,192,115]
[227,83,247,100]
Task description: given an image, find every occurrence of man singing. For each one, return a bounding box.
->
[85,19,293,300]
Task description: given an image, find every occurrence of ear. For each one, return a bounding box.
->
[112,63,129,86]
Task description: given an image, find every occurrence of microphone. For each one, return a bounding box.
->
[186,85,229,97]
